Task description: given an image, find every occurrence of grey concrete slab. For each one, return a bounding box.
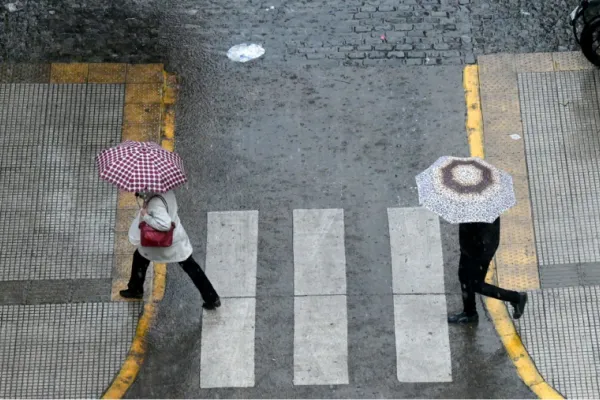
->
[294,295,349,386]
[0,280,29,304]
[293,209,346,296]
[539,263,581,288]
[205,210,258,298]
[394,294,451,382]
[540,263,600,288]
[580,263,600,285]
[200,297,256,388]
[388,207,445,294]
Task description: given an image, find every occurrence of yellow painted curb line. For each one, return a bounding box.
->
[464,65,484,159]
[101,70,176,399]
[101,264,166,399]
[463,65,563,400]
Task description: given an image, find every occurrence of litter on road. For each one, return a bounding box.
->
[227,43,265,62]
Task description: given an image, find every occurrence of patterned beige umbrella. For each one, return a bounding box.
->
[415,156,516,223]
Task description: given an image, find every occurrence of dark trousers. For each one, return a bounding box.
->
[458,253,521,315]
[127,250,220,304]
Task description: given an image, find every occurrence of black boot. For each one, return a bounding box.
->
[448,311,479,324]
[119,288,143,299]
[121,251,149,300]
[202,297,221,310]
[511,292,528,319]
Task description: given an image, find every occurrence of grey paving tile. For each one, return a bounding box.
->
[0,64,51,83]
[25,280,73,305]
[70,279,112,303]
[0,83,123,283]
[0,302,142,398]
[519,70,600,267]
[539,263,580,288]
[0,281,29,304]
[580,263,600,286]
[514,286,600,398]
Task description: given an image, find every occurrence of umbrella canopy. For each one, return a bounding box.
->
[415,156,515,224]
[96,141,187,193]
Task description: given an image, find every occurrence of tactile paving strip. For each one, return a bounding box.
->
[0,83,124,281]
[518,70,600,285]
[0,302,142,398]
[514,286,600,399]
[478,54,541,290]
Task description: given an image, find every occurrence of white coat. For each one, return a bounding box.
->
[128,190,193,263]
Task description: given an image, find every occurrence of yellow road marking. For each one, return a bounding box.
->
[125,83,163,104]
[50,63,89,83]
[464,65,563,400]
[126,64,164,83]
[463,65,484,159]
[102,66,175,399]
[123,103,162,125]
[88,64,127,84]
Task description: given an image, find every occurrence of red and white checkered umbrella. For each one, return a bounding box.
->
[95,141,187,193]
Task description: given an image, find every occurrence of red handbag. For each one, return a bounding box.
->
[139,195,176,247]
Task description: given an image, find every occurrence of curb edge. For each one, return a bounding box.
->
[101,69,176,399]
[463,64,563,400]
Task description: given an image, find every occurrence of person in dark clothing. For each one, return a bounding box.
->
[123,249,221,309]
[448,217,528,324]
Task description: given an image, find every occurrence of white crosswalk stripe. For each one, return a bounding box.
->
[199,207,452,388]
[201,211,258,388]
[293,209,348,386]
[388,207,452,382]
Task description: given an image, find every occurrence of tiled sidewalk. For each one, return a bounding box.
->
[0,63,173,398]
[478,52,600,398]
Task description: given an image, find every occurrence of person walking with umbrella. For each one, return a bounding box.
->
[96,141,221,310]
[416,156,527,324]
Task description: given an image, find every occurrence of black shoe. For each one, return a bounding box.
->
[448,311,479,324]
[119,289,143,299]
[511,292,528,320]
[202,298,221,310]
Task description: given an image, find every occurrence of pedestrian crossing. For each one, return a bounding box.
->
[200,207,452,388]
[293,209,348,386]
[200,211,258,388]
[389,208,452,383]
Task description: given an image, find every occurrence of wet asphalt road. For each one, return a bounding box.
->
[127,63,534,398]
[0,0,578,397]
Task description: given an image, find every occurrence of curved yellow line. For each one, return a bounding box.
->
[103,70,176,399]
[463,65,563,400]
[102,263,166,399]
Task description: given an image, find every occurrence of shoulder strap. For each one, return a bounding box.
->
[146,194,169,213]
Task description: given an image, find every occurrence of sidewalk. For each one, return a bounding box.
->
[0,63,174,398]
[475,52,600,398]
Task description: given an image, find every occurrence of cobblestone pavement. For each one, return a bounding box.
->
[470,0,580,55]
[0,0,582,66]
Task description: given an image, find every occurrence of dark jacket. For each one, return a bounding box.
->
[458,217,500,261]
